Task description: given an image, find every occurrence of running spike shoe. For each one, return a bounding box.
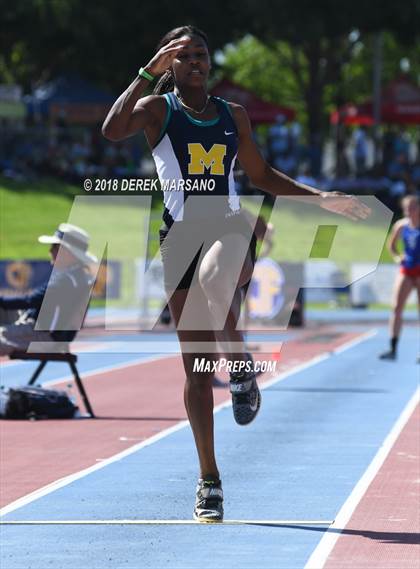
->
[229,354,261,425]
[193,477,223,523]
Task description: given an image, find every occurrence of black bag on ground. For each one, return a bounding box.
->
[0,387,78,419]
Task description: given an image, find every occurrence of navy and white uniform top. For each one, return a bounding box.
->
[152,92,240,227]
[401,222,420,269]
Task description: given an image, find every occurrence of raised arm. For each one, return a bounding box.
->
[232,104,370,221]
[102,38,189,143]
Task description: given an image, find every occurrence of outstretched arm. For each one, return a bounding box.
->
[232,104,370,221]
[0,285,47,310]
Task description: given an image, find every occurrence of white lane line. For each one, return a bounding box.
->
[0,519,334,526]
[0,342,120,367]
[35,354,175,388]
[0,419,190,517]
[333,329,377,354]
[0,329,376,518]
[304,386,420,569]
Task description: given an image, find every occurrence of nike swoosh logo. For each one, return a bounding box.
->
[250,390,260,411]
[224,131,234,135]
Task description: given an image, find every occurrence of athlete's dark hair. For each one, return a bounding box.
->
[153,26,209,95]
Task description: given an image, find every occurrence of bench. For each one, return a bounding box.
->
[9,351,95,417]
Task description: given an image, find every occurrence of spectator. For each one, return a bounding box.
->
[0,224,97,354]
[387,153,409,179]
[267,115,298,177]
[382,128,395,169]
[410,159,420,191]
[353,126,368,177]
[393,127,410,162]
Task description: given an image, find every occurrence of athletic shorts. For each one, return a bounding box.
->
[159,214,257,291]
[400,265,420,277]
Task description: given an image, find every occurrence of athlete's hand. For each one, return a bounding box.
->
[319,192,371,221]
[144,38,190,77]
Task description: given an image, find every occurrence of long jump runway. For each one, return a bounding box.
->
[0,326,418,568]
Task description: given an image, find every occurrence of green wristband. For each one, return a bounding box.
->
[138,67,155,82]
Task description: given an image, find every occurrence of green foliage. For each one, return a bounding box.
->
[220,30,420,138]
[2,1,420,153]
[242,0,420,43]
[2,0,420,90]
[220,36,306,124]
[338,32,420,105]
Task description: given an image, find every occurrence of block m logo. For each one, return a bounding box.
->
[188,143,226,175]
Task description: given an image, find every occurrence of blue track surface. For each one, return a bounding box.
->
[1,327,419,569]
[1,350,164,389]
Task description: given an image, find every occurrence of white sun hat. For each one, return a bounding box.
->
[38,223,98,265]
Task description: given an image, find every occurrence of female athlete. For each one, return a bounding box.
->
[379,195,420,361]
[102,25,370,522]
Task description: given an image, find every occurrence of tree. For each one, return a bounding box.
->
[0,0,252,90]
[238,0,420,174]
[220,32,420,127]
[2,0,419,175]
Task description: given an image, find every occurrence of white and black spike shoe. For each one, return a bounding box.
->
[229,353,261,426]
[193,476,224,523]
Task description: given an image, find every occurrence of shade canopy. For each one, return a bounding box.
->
[331,77,420,126]
[25,74,115,124]
[211,79,295,124]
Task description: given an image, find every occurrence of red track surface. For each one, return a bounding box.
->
[1,328,360,507]
[324,403,420,569]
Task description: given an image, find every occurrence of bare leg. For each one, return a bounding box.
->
[198,233,254,360]
[415,277,420,315]
[389,273,414,338]
[416,277,420,362]
[197,234,262,425]
[168,287,220,479]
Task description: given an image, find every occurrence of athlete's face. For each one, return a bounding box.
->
[49,243,59,263]
[171,35,211,87]
[403,199,419,219]
[49,243,77,267]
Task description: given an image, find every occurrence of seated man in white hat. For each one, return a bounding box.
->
[0,224,97,355]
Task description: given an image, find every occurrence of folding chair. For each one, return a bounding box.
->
[9,351,95,417]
